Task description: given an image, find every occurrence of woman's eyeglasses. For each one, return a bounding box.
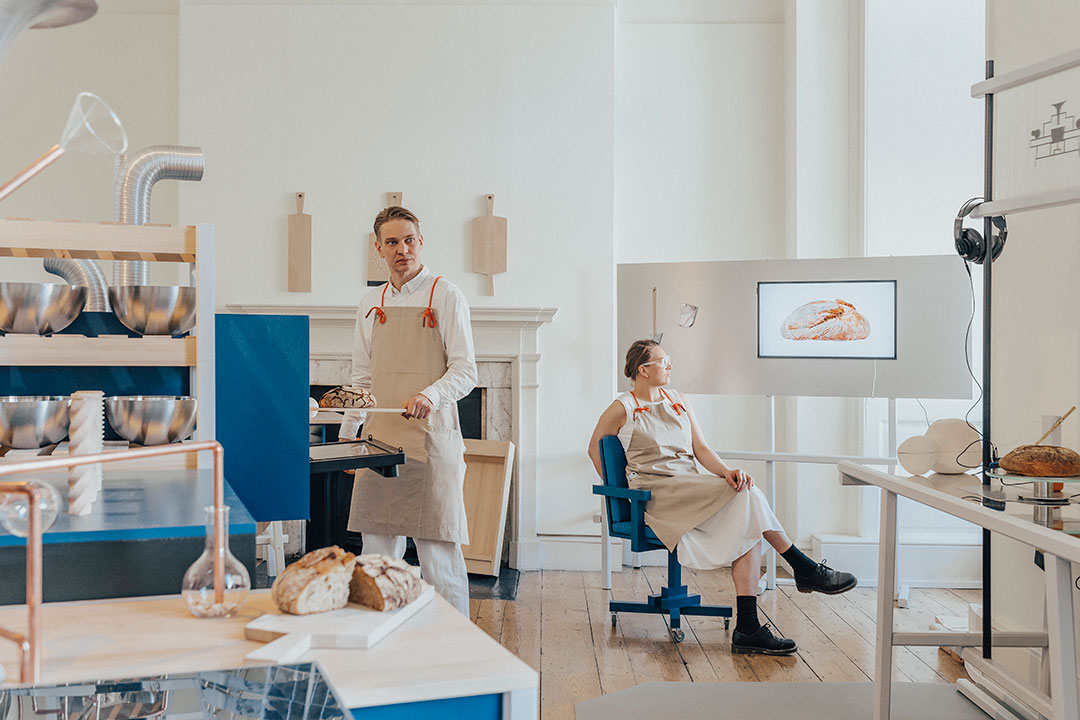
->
[640,356,671,370]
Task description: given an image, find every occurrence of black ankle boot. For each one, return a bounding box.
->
[731,623,797,656]
[794,559,858,595]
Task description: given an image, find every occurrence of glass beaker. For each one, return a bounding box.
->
[181,505,250,618]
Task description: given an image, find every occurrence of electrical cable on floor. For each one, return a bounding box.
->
[871,359,877,399]
[915,398,931,428]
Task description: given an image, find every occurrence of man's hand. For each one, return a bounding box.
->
[726,468,753,492]
[402,393,434,419]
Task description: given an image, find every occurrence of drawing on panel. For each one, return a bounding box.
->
[758,280,896,359]
[1030,101,1080,162]
[679,303,698,328]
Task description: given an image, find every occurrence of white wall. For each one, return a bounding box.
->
[0,1,180,284]
[176,1,616,547]
[985,0,1080,679]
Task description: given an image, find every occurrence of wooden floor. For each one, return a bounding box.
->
[469,568,974,720]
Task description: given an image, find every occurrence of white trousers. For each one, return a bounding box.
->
[362,533,470,616]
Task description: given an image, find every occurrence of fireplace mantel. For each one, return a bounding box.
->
[226,303,556,570]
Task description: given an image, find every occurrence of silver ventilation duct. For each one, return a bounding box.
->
[112,145,205,286]
[42,257,109,311]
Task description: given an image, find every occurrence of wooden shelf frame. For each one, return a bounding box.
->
[0,220,216,449]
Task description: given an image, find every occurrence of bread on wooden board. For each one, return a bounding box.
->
[349,554,422,611]
[271,545,357,615]
[999,445,1080,477]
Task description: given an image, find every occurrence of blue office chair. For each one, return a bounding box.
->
[593,435,732,643]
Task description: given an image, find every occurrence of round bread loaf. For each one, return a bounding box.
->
[349,554,422,611]
[999,445,1080,478]
[319,386,377,409]
[271,545,357,615]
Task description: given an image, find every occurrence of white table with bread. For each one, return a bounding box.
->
[0,546,538,719]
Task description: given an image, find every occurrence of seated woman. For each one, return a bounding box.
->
[588,339,857,655]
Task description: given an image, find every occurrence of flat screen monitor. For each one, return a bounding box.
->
[758,280,897,359]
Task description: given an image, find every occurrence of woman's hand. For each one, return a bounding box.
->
[725,468,753,492]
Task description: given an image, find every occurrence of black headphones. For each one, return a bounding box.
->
[954,197,1007,264]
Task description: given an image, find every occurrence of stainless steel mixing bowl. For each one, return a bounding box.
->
[0,396,70,449]
[105,395,197,445]
[0,282,87,334]
[108,285,196,336]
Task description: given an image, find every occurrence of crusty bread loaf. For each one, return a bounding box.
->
[1000,445,1080,478]
[348,554,422,611]
[319,386,376,409]
[271,546,357,615]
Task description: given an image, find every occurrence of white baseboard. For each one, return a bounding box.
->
[813,533,981,588]
[509,540,540,571]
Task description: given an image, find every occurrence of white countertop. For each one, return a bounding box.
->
[0,589,537,709]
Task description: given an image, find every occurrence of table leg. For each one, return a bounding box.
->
[875,488,898,720]
[1045,553,1079,720]
[601,501,611,590]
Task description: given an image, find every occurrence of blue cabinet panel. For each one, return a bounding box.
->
[350,694,501,720]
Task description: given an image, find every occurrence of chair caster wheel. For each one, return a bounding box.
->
[724,618,731,630]
[671,628,685,643]
[611,613,617,628]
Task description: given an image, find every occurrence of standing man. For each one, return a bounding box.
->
[340,205,477,616]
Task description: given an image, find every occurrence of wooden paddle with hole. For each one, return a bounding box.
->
[472,194,507,295]
[367,192,403,285]
[287,192,311,292]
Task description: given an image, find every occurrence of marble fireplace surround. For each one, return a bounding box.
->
[226,303,557,570]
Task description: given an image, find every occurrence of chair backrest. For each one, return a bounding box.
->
[599,435,631,525]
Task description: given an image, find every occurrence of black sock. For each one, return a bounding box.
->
[735,595,760,634]
[781,545,819,577]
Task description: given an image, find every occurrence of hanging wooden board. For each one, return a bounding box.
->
[367,191,402,286]
[471,194,507,295]
[288,192,311,292]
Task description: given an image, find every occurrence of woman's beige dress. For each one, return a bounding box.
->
[616,389,783,569]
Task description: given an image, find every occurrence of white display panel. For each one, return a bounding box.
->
[618,256,972,399]
[758,280,897,359]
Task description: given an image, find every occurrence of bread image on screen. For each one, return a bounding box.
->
[349,554,423,611]
[780,299,870,341]
[271,545,357,615]
[319,385,377,409]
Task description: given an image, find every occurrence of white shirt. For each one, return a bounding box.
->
[340,267,478,440]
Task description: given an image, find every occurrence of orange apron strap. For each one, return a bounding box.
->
[364,282,390,324]
[629,392,651,419]
[660,388,686,415]
[423,275,443,328]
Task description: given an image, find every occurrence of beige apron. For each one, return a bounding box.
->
[625,390,737,551]
[347,286,469,544]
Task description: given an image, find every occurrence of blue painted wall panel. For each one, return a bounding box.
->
[350,694,501,720]
[215,314,309,522]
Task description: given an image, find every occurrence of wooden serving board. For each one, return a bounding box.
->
[244,582,435,663]
[288,192,312,292]
[472,194,507,295]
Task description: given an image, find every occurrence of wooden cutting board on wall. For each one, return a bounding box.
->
[288,192,311,292]
[471,194,507,295]
[367,191,402,286]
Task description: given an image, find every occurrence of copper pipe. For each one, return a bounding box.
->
[0,440,227,683]
[0,144,65,203]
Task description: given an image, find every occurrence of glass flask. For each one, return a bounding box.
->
[181,505,250,618]
[0,479,61,537]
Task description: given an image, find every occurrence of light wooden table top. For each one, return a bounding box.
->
[0,589,537,709]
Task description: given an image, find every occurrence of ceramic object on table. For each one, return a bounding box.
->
[926,418,981,474]
[897,434,941,476]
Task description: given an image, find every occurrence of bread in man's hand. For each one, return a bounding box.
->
[271,545,357,615]
[349,554,422,611]
[1000,445,1080,478]
[319,386,377,409]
